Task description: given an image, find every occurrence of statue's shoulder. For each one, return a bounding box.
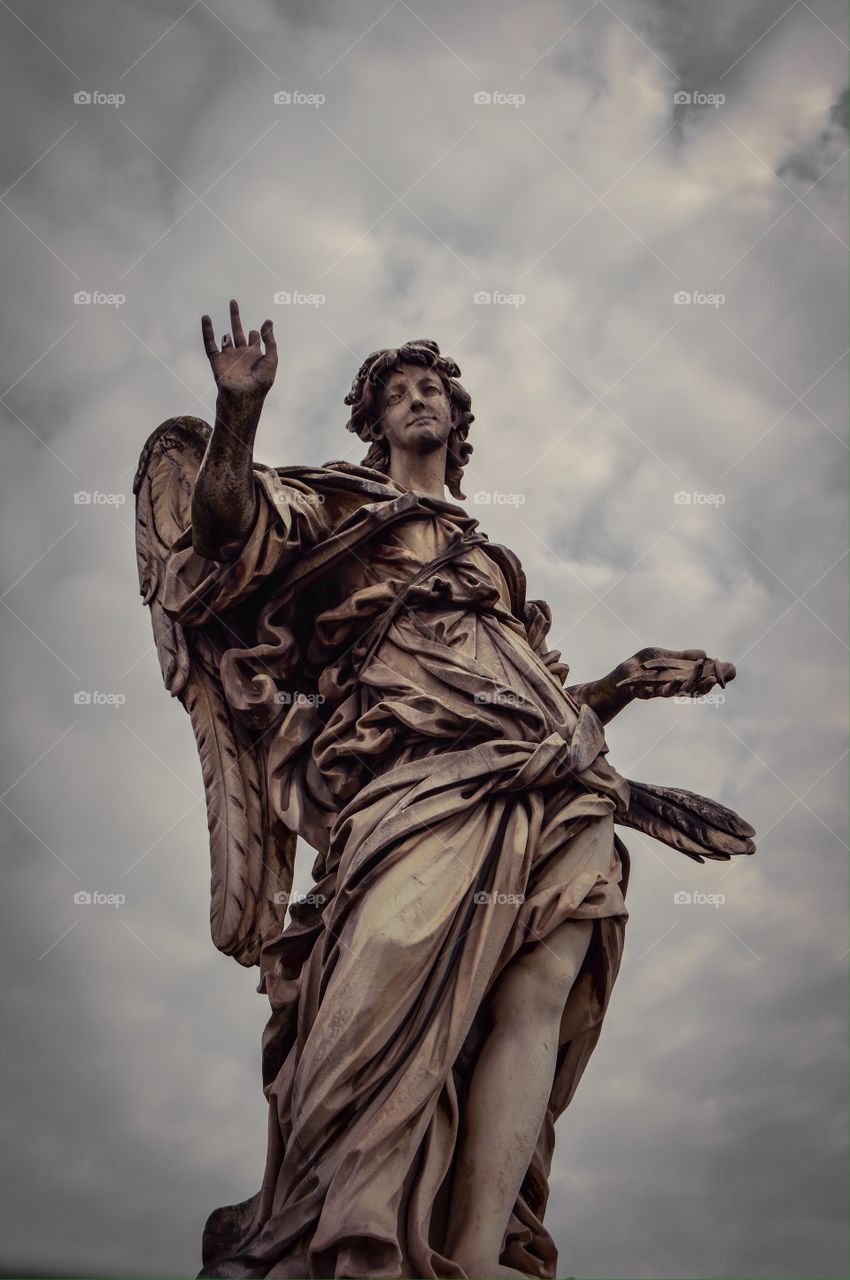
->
[477,538,556,643]
[275,459,399,496]
[479,540,527,607]
[266,461,407,532]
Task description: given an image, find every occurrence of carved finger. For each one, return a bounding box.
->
[680,659,705,695]
[617,673,669,689]
[698,659,719,690]
[248,329,261,346]
[261,318,277,355]
[230,299,247,346]
[201,314,219,358]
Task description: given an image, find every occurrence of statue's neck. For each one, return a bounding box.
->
[387,448,448,500]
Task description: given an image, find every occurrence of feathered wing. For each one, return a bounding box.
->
[133,416,294,967]
[618,779,756,864]
[516,597,757,866]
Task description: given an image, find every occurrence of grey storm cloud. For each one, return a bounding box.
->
[778,84,849,185]
[0,1,846,1278]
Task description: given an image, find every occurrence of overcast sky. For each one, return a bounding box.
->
[0,2,847,1278]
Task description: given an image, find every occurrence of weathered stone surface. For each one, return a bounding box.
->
[135,302,755,1280]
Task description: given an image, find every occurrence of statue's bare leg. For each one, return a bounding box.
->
[444,916,594,1280]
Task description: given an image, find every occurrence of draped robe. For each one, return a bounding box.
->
[161,461,631,1280]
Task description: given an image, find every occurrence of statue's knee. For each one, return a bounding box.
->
[489,954,565,1029]
[490,922,594,1028]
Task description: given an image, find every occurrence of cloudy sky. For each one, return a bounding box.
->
[0,1,847,1277]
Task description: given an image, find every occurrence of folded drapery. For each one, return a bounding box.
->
[134,417,753,1278]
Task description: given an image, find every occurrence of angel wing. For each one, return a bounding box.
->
[133,416,295,967]
[618,779,756,864]
[518,596,756,865]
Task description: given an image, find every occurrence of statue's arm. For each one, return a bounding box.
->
[191,397,260,560]
[566,669,633,725]
[191,300,277,561]
[568,648,737,724]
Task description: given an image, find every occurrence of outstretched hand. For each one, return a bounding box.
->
[614,647,736,700]
[201,298,277,406]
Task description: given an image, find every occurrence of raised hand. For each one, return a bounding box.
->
[201,299,277,407]
[614,647,736,701]
[191,299,275,557]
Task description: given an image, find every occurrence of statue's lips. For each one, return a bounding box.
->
[407,414,438,425]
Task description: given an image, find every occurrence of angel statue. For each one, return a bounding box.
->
[134,300,755,1280]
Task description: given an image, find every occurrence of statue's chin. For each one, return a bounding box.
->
[398,423,447,453]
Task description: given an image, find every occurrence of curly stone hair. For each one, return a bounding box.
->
[343,339,474,500]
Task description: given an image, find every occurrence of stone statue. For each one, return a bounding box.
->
[134,301,756,1280]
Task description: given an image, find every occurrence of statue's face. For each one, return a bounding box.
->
[377,361,456,458]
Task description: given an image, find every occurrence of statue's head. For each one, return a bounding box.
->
[344,339,474,500]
